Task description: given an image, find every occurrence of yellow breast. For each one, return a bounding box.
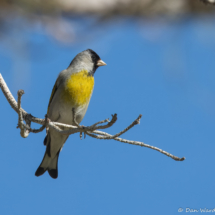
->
[63,70,94,106]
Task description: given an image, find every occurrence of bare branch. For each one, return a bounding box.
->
[95,114,117,129]
[48,121,81,135]
[86,130,185,161]
[94,130,185,161]
[0,73,185,162]
[88,118,110,129]
[30,125,46,133]
[114,137,185,161]
[52,122,76,129]
[17,89,29,138]
[88,114,142,140]
[0,74,26,115]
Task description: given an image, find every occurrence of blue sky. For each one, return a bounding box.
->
[0,17,215,215]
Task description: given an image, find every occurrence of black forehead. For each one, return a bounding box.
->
[87,49,100,62]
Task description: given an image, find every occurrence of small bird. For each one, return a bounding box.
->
[35,49,106,179]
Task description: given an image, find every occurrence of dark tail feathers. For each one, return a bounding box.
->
[35,135,60,179]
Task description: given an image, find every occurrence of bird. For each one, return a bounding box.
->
[35,49,106,179]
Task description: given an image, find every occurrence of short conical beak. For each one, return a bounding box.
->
[97,59,107,66]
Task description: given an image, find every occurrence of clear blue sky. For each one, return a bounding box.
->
[0,17,215,215]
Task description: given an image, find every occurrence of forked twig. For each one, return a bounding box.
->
[0,73,185,161]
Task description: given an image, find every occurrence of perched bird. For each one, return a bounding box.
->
[35,49,106,179]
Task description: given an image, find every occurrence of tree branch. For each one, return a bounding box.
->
[0,73,185,162]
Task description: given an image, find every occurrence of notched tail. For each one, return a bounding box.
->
[35,151,60,179]
[35,134,60,179]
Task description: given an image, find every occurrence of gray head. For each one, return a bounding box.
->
[68,49,106,76]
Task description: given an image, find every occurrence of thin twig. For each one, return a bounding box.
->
[0,74,27,115]
[0,73,44,126]
[17,89,29,138]
[88,118,110,129]
[54,122,76,129]
[88,130,185,161]
[29,125,46,133]
[48,121,81,135]
[95,114,117,129]
[86,114,142,140]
